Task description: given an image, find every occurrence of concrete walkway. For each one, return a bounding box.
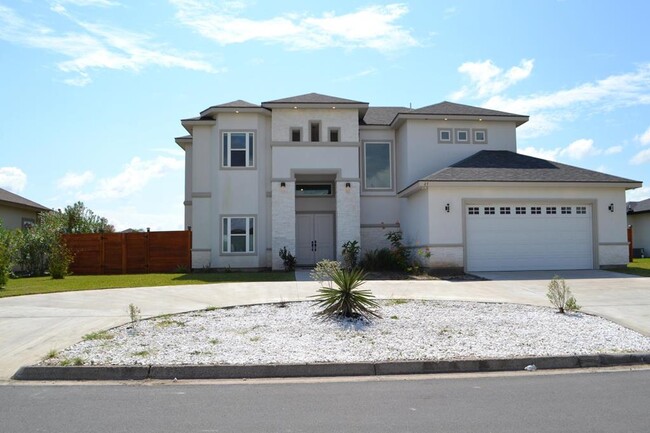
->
[1,270,648,380]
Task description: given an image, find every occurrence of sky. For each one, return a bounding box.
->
[1,0,650,231]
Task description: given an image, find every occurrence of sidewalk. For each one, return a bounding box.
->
[1,270,649,380]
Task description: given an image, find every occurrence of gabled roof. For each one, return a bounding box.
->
[627,198,650,214]
[0,187,50,213]
[400,151,640,195]
[361,107,410,126]
[262,92,367,105]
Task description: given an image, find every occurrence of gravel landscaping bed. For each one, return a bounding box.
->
[42,300,650,366]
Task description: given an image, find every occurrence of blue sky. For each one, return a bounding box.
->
[1,0,649,231]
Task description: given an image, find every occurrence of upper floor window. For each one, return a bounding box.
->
[291,128,301,142]
[455,129,469,143]
[438,128,452,143]
[310,121,320,142]
[222,132,254,167]
[364,142,392,189]
[473,129,487,143]
[328,128,340,142]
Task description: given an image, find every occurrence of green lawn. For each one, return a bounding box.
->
[613,258,650,277]
[0,271,295,298]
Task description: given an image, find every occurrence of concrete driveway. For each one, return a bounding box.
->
[0,269,648,380]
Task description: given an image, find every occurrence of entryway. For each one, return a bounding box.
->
[296,213,335,265]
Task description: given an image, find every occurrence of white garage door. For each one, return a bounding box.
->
[466,204,593,272]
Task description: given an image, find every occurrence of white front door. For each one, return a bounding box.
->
[296,213,335,265]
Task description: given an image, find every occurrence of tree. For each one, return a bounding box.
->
[60,202,114,234]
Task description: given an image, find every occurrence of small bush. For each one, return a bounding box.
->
[341,240,360,270]
[547,275,581,313]
[48,236,73,279]
[278,246,296,272]
[360,248,401,271]
[310,259,342,289]
[128,303,142,329]
[311,267,381,320]
[0,238,11,289]
[386,231,410,271]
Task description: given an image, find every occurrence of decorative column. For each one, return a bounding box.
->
[271,180,296,270]
[335,180,361,262]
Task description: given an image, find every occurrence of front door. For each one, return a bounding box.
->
[296,213,335,266]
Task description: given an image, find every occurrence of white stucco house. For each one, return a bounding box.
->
[176,93,641,272]
[627,198,650,257]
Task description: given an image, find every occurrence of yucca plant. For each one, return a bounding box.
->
[312,267,381,320]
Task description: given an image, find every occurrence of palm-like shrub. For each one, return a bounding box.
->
[312,267,381,320]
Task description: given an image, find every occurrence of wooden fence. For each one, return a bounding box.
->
[62,231,191,275]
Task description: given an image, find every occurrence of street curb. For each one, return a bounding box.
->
[12,353,650,381]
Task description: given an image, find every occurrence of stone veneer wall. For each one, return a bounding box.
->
[271,180,296,270]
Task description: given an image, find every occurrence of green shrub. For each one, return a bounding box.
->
[278,246,296,272]
[386,231,410,271]
[0,239,11,289]
[310,259,342,288]
[341,240,360,270]
[48,236,73,279]
[547,275,581,313]
[360,248,401,271]
[311,267,380,320]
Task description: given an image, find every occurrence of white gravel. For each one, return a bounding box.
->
[43,300,650,366]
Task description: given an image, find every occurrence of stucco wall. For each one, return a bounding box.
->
[271,108,359,142]
[403,184,630,269]
[628,213,650,254]
[271,146,359,179]
[0,206,40,230]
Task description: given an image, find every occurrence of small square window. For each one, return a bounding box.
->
[468,206,479,215]
[531,206,541,215]
[500,207,511,215]
[438,129,452,143]
[328,128,340,142]
[473,129,487,143]
[546,207,557,215]
[484,206,495,215]
[515,207,526,215]
[291,128,301,142]
[561,206,572,214]
[455,129,469,143]
[576,206,587,214]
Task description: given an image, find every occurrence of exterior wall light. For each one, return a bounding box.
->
[608,203,614,212]
[280,182,286,191]
[345,182,351,192]
[445,203,450,213]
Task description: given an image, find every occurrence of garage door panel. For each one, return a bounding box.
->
[466,203,593,272]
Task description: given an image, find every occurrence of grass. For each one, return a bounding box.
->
[613,258,650,277]
[82,330,114,341]
[0,271,295,298]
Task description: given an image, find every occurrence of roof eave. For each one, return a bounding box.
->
[199,106,271,117]
[391,113,529,128]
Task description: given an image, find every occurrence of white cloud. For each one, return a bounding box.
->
[518,146,562,161]
[630,148,650,165]
[0,167,27,193]
[562,138,597,160]
[0,4,217,86]
[171,1,419,52]
[97,204,184,232]
[335,67,378,82]
[57,171,95,190]
[520,138,609,162]
[626,186,650,202]
[57,0,120,6]
[635,126,650,145]
[80,156,184,200]
[604,145,623,155]
[451,58,534,99]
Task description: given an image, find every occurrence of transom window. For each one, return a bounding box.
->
[576,206,587,214]
[515,206,526,214]
[561,206,572,214]
[531,206,542,214]
[546,207,557,215]
[222,217,255,253]
[222,132,254,167]
[500,207,511,215]
[364,142,392,189]
[296,184,333,196]
[468,206,479,215]
[484,207,495,215]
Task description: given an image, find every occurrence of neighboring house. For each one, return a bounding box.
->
[627,198,650,257]
[176,93,641,272]
[0,187,50,230]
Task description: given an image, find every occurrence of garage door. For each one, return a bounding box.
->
[466,204,593,272]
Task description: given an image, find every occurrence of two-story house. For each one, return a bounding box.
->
[176,93,641,272]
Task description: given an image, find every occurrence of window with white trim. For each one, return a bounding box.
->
[576,206,587,214]
[500,207,511,215]
[455,129,469,143]
[222,132,254,167]
[328,128,340,142]
[546,206,557,215]
[531,206,542,214]
[468,206,479,215]
[561,206,572,214]
[364,142,392,189]
[515,206,526,214]
[438,128,452,143]
[290,128,301,142]
[222,217,255,253]
[473,129,487,143]
[484,206,495,215]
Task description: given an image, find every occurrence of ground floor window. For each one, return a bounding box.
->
[222,216,255,253]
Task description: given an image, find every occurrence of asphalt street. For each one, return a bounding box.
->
[2,369,649,432]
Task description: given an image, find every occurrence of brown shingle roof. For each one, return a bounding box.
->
[361,107,410,126]
[627,198,650,214]
[411,101,527,118]
[262,92,367,105]
[0,187,50,212]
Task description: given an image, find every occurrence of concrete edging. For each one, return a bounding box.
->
[12,353,650,381]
